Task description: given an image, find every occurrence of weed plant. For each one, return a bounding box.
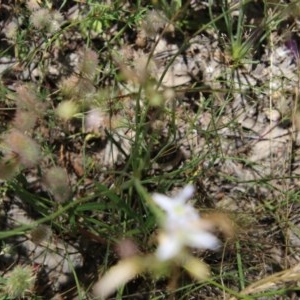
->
[1,0,300,299]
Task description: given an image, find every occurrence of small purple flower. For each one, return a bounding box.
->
[285,39,299,62]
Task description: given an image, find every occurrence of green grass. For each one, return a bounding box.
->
[1,0,300,299]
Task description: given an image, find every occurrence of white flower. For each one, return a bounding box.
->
[152,185,220,261]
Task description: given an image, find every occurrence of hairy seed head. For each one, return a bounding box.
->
[78,48,99,79]
[43,166,71,203]
[30,8,51,30]
[3,129,41,168]
[12,110,37,131]
[15,84,46,115]
[5,265,36,298]
[30,224,52,245]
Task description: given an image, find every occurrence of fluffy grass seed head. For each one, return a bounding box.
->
[4,21,18,41]
[145,82,164,106]
[43,166,71,203]
[59,75,96,99]
[78,48,99,79]
[26,0,42,11]
[30,224,52,245]
[76,77,96,98]
[12,110,37,131]
[15,84,46,116]
[59,75,79,98]
[134,55,156,84]
[48,11,64,32]
[141,9,169,37]
[4,265,36,298]
[56,100,79,121]
[3,129,41,168]
[30,8,51,30]
[30,8,63,33]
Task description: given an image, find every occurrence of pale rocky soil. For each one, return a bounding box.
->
[1,1,300,299]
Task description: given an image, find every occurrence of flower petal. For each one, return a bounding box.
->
[174,184,195,203]
[93,256,144,299]
[152,193,174,212]
[186,231,220,250]
[156,232,181,261]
